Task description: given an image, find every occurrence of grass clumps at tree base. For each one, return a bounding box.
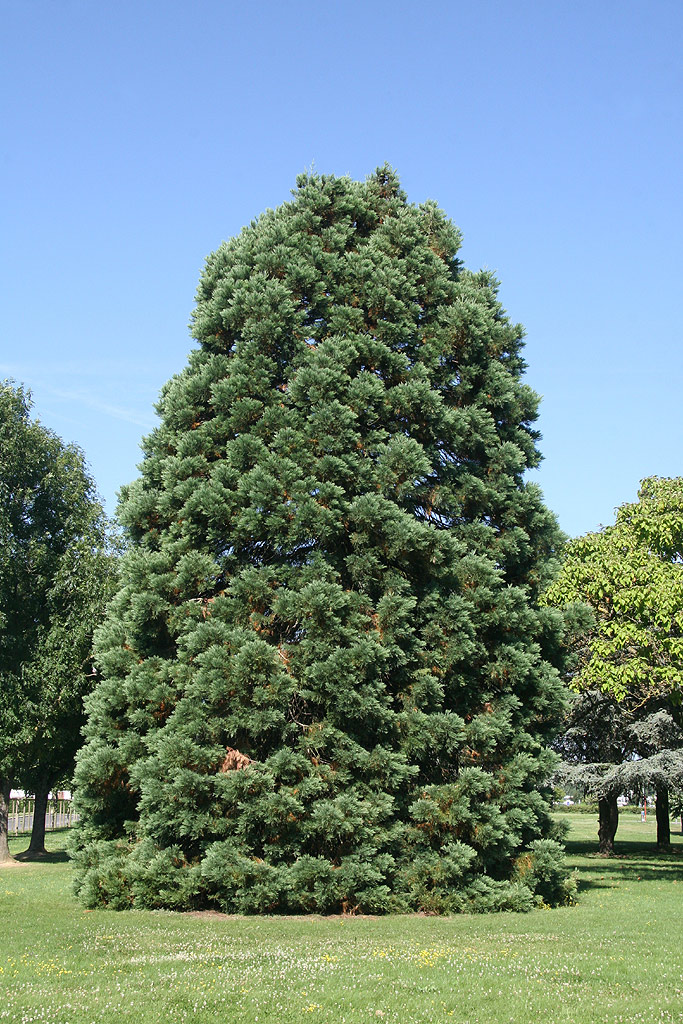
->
[71,166,572,914]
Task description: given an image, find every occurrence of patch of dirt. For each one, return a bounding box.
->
[185,909,382,921]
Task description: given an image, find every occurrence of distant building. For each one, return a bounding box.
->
[8,789,72,801]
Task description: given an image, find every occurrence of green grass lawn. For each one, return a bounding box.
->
[2,814,682,1024]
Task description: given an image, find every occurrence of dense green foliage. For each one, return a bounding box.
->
[73,167,569,913]
[544,477,683,706]
[555,691,683,851]
[544,477,683,851]
[0,383,114,858]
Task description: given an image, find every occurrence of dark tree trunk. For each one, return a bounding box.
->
[0,777,14,863]
[598,792,619,855]
[655,785,670,847]
[27,779,50,856]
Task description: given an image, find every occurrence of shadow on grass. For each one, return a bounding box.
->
[14,848,70,863]
[565,836,683,891]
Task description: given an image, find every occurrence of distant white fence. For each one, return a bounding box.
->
[8,798,79,835]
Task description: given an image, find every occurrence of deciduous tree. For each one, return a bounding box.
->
[0,383,114,861]
[544,477,683,705]
[544,477,683,851]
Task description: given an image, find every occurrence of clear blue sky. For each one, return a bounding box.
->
[2,0,681,538]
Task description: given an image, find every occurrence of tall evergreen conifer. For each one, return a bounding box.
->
[73,168,570,913]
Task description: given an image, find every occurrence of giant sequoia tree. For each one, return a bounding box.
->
[72,168,571,913]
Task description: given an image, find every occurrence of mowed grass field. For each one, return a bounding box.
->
[1,814,682,1024]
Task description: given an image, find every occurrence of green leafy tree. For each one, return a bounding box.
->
[544,477,683,851]
[0,383,114,861]
[18,531,117,855]
[545,477,683,704]
[72,167,570,913]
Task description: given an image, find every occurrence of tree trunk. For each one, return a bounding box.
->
[598,792,619,855]
[27,779,50,856]
[0,777,14,863]
[655,785,670,847]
